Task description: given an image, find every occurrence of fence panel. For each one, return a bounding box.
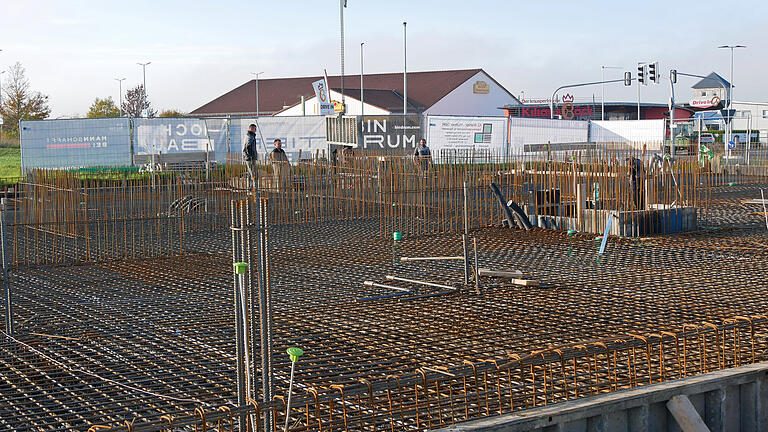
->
[20,118,132,170]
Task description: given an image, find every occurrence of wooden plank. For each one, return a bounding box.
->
[667,395,710,432]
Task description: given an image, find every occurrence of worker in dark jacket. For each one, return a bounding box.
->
[414,138,432,170]
[243,124,259,184]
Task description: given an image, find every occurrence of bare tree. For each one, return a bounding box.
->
[121,84,156,118]
[0,62,51,135]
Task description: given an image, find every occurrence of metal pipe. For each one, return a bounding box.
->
[363,280,411,292]
[385,275,457,291]
[399,256,464,262]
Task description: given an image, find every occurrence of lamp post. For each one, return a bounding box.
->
[601,66,622,121]
[114,78,126,116]
[360,42,364,118]
[251,72,264,117]
[137,62,151,117]
[718,45,746,150]
[403,22,407,117]
[340,0,347,114]
[137,61,151,93]
[0,71,5,138]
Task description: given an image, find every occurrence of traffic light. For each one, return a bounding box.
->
[624,71,632,86]
[637,64,647,85]
[648,62,658,84]
[670,69,677,84]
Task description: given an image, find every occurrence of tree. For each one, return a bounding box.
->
[87,97,120,118]
[159,109,185,118]
[0,62,51,135]
[121,84,156,118]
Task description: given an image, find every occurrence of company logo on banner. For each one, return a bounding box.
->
[472,81,490,94]
[689,96,720,108]
[312,79,334,115]
[135,119,226,155]
[45,135,109,150]
[360,115,420,149]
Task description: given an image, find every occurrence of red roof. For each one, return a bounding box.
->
[190,68,484,116]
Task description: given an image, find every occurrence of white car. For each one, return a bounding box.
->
[700,133,715,144]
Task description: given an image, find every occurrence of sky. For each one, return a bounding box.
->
[1,0,766,117]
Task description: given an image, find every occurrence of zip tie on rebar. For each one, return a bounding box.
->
[0,329,212,406]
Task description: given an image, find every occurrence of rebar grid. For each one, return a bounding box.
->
[7,151,753,268]
[0,179,767,430]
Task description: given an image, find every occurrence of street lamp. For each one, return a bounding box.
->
[0,70,5,137]
[717,44,746,150]
[717,45,746,107]
[360,42,364,118]
[251,72,264,117]
[601,66,622,121]
[403,21,407,117]
[114,77,126,116]
[137,61,151,94]
[340,0,347,114]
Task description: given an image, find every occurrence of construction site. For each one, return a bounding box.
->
[1,149,768,432]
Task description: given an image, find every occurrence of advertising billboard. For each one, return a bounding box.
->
[358,115,421,151]
[20,118,132,170]
[425,116,507,158]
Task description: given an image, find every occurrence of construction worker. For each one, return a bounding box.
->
[414,138,432,170]
[269,139,290,192]
[243,124,259,187]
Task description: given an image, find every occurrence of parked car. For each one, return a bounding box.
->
[700,133,715,144]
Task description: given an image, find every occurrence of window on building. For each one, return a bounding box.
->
[701,91,707,97]
[763,109,768,119]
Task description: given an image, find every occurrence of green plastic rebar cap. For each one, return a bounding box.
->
[567,230,576,237]
[728,182,735,186]
[287,347,304,362]
[233,262,248,274]
[393,232,403,241]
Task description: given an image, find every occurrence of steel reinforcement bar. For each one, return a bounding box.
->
[86,314,768,432]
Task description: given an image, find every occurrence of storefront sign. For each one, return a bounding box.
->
[689,96,720,108]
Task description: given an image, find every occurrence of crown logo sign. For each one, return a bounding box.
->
[562,94,574,103]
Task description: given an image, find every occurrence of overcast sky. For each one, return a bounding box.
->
[1,0,766,117]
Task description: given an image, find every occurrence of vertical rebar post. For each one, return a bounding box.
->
[463,182,470,284]
[230,201,248,432]
[1,198,11,335]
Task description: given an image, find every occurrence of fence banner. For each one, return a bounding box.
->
[133,118,229,162]
[234,116,327,162]
[358,115,421,151]
[590,120,664,150]
[508,117,589,152]
[20,118,132,170]
[425,115,507,159]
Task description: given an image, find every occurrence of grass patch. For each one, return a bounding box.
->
[0,136,21,182]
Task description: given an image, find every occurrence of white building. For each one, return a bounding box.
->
[191,69,521,118]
